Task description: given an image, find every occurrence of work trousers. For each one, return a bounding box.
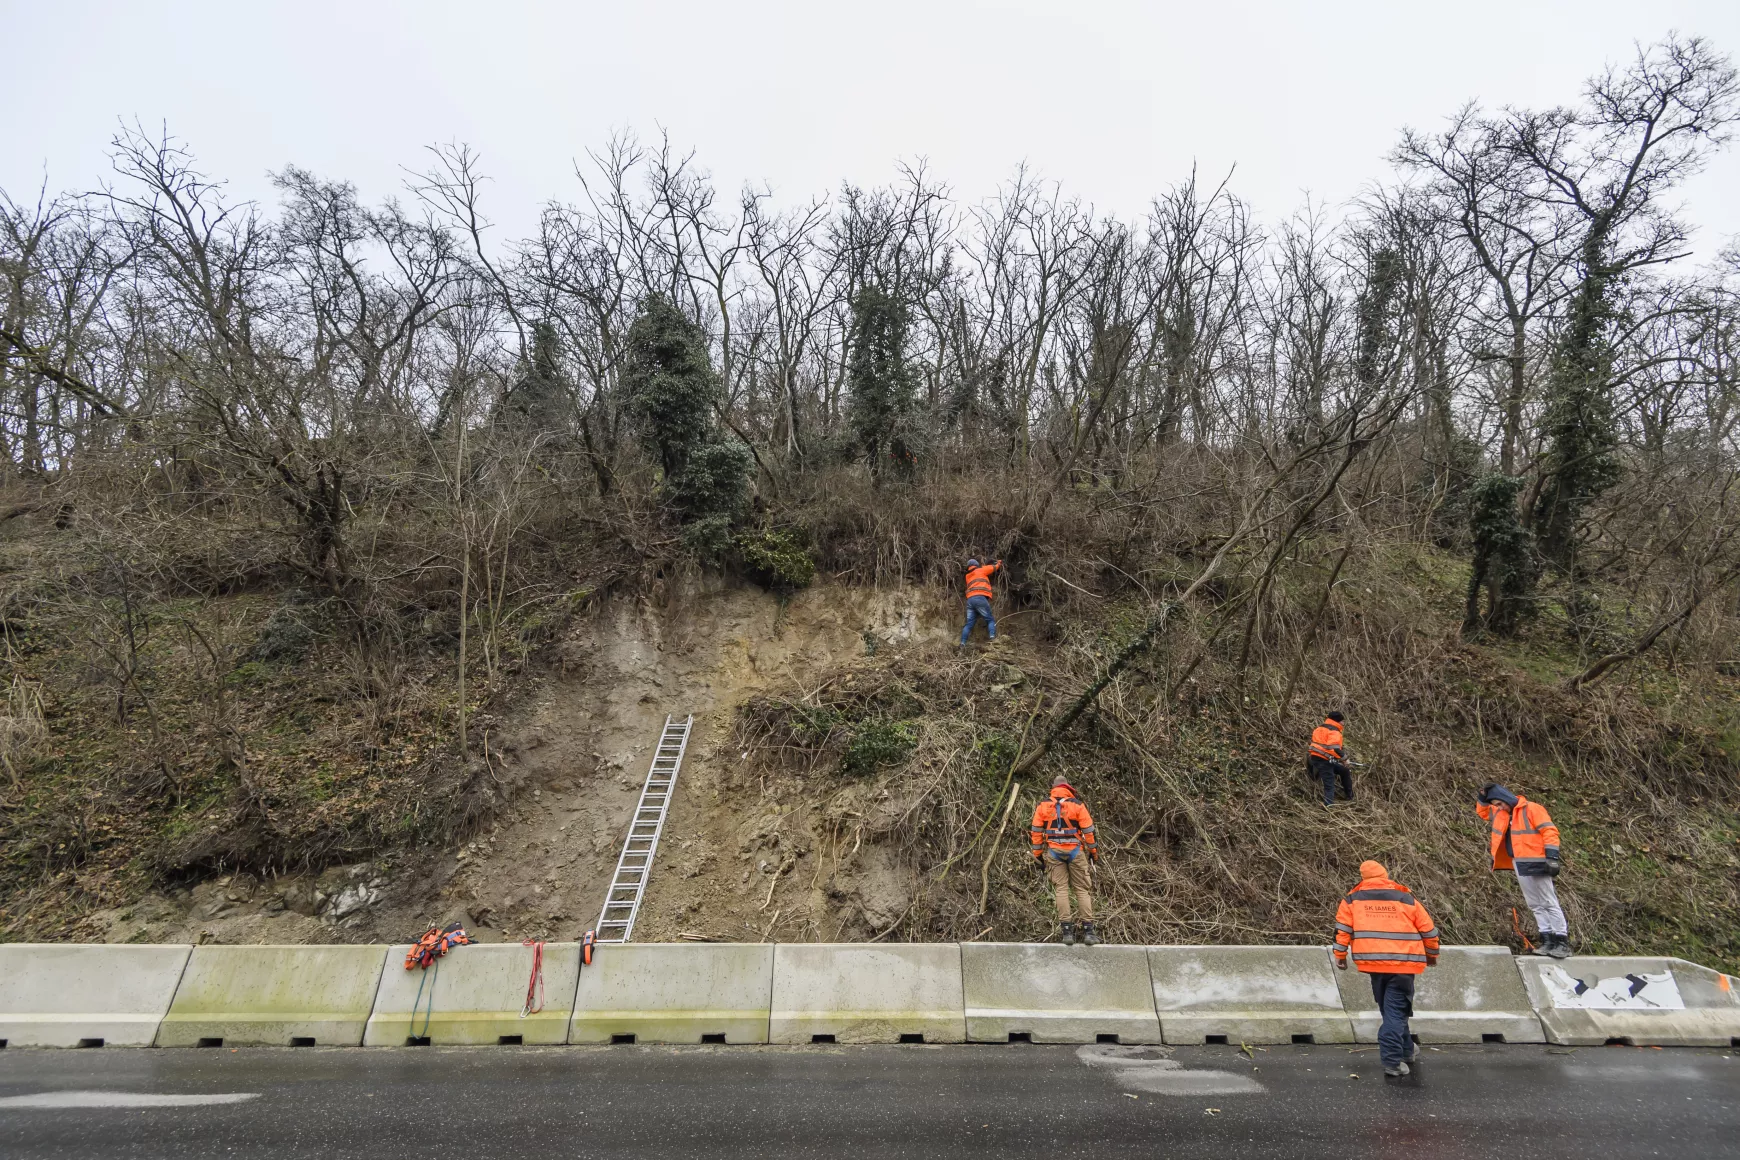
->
[1516,870,1568,936]
[1308,755,1352,805]
[961,595,996,644]
[1368,971,1416,1069]
[1044,853,1094,920]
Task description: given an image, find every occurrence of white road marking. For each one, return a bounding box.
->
[1076,1044,1266,1095]
[0,1091,260,1109]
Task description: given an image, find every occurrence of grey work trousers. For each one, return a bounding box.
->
[1516,870,1567,936]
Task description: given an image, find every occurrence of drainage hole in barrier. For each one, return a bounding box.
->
[1483,1033,1506,1044]
[811,1034,836,1044]
[898,1033,925,1044]
[1605,1037,1634,1047]
[0,1039,7,1049]
[610,1034,636,1045]
[289,1038,315,1048]
[1732,1037,1740,1048]
[498,1035,523,1046]
[1007,1033,1032,1044]
[405,1036,431,1047]
[197,1038,224,1049]
[701,1034,727,1044]
[77,1038,105,1049]
[1204,1035,1229,1046]
[1291,1034,1315,1045]
[1096,1034,1121,1045]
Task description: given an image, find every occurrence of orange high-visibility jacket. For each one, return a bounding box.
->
[965,561,1002,601]
[1308,718,1345,763]
[1030,784,1096,861]
[1477,797,1561,875]
[1332,874,1440,975]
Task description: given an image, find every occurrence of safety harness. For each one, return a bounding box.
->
[404,923,472,1040]
[1044,794,1086,860]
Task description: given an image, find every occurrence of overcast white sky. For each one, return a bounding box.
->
[4,0,1738,259]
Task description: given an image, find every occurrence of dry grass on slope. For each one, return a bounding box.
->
[732,551,1740,971]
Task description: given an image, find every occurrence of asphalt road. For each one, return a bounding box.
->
[0,1042,1734,1159]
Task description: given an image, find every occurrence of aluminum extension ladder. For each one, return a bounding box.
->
[594,714,693,943]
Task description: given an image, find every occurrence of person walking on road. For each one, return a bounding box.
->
[960,558,1003,646]
[1307,711,1353,806]
[1332,859,1440,1078]
[1030,776,1099,946]
[1478,784,1571,958]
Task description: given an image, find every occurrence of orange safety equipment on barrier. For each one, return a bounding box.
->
[1308,717,1345,763]
[1332,861,1440,975]
[965,560,1002,601]
[1030,783,1097,861]
[1478,795,1561,875]
[405,923,472,971]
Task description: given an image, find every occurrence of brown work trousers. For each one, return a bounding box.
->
[1044,853,1094,920]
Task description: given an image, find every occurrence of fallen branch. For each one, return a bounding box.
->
[977,780,1023,915]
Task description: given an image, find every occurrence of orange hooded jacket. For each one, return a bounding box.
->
[1030,783,1096,861]
[1477,795,1560,875]
[1332,861,1440,975]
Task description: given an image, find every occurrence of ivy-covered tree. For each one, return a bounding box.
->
[621,295,720,478]
[621,294,750,557]
[498,320,571,432]
[1463,473,1535,636]
[846,283,918,479]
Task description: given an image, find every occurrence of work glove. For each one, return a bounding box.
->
[1335,957,1348,971]
[1545,859,1561,877]
[1426,955,1438,967]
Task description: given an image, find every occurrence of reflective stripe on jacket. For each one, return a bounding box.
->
[1308,719,1345,763]
[1332,875,1440,975]
[1030,785,1096,860]
[1477,797,1561,875]
[965,561,1001,601]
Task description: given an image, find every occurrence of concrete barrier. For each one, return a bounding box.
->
[364,942,579,1046]
[570,943,774,1044]
[771,944,965,1044]
[156,945,388,1047]
[1516,955,1740,1047]
[1149,946,1354,1045]
[0,944,192,1048]
[961,944,1161,1044]
[1334,946,1543,1043]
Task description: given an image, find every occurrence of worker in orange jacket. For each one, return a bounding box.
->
[1333,859,1439,1077]
[1307,711,1352,806]
[1030,776,1098,945]
[960,558,1003,646]
[1478,784,1570,958]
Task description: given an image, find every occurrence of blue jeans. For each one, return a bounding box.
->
[961,595,995,644]
[1369,971,1415,1068]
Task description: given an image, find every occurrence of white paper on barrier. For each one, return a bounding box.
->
[1538,966,1684,1010]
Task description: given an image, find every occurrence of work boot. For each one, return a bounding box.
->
[1383,1061,1411,1078]
[1528,937,1554,956]
[1078,921,1101,946]
[1059,921,1077,946]
[1547,933,1573,959]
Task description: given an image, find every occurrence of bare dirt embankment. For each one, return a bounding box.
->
[84,581,963,945]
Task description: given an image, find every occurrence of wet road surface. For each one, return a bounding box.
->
[0,1041,1734,1158]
